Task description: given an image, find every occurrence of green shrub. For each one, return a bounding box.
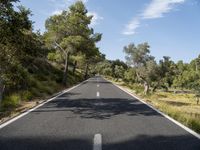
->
[2,94,21,109]
[187,118,200,133]
[42,84,54,94]
[132,84,143,94]
[30,87,41,97]
[21,91,33,101]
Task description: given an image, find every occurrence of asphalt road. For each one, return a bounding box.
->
[0,76,199,150]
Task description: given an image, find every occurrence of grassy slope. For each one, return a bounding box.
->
[107,77,200,134]
[0,60,84,121]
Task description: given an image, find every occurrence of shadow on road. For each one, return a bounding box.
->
[83,80,111,84]
[0,134,199,150]
[103,134,200,150]
[0,136,92,150]
[33,95,160,119]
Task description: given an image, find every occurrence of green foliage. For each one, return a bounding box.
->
[21,91,33,101]
[122,42,200,94]
[123,42,156,94]
[124,68,136,83]
[114,65,125,80]
[187,118,200,133]
[2,94,21,108]
[95,61,112,76]
[0,0,97,113]
[123,42,154,67]
[44,1,102,84]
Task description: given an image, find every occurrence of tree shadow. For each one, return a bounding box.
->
[33,94,160,119]
[103,134,200,150]
[163,101,190,106]
[0,134,199,150]
[0,136,92,150]
[58,92,81,98]
[83,80,111,84]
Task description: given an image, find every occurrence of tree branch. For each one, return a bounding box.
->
[54,41,68,56]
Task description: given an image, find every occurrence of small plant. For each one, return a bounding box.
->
[187,118,200,133]
[21,91,33,101]
[30,87,41,97]
[2,94,21,109]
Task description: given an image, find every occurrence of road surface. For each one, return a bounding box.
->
[0,76,199,150]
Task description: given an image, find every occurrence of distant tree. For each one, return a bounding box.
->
[158,56,176,90]
[111,59,128,70]
[114,65,125,81]
[123,42,156,94]
[95,61,112,76]
[123,68,137,83]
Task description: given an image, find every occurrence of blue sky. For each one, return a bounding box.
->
[17,0,200,63]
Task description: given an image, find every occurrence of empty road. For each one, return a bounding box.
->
[0,76,199,150]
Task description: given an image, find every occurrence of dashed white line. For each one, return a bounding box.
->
[97,84,100,87]
[93,133,102,150]
[97,91,100,97]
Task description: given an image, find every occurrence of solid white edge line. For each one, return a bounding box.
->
[93,133,102,150]
[103,78,200,140]
[0,78,90,130]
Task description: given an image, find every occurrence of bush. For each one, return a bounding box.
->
[30,87,42,97]
[42,84,54,94]
[21,91,33,101]
[187,118,200,133]
[132,84,143,94]
[2,94,21,109]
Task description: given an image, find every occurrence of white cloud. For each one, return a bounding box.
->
[122,18,140,35]
[87,11,104,26]
[122,0,185,35]
[142,0,185,19]
[52,10,63,15]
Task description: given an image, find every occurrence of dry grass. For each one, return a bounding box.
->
[0,101,38,124]
[110,78,200,133]
[145,92,200,133]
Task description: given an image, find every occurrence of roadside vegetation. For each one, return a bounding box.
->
[97,43,200,133]
[1,0,200,135]
[0,0,104,120]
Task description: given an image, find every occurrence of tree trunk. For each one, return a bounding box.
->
[62,52,70,85]
[152,85,157,92]
[84,63,88,80]
[197,97,199,105]
[136,71,149,95]
[66,53,70,74]
[73,60,77,75]
[143,81,149,95]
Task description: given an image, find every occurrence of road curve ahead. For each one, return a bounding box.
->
[0,76,199,150]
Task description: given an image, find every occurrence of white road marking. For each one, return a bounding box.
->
[97,84,100,87]
[97,91,100,97]
[109,79,200,140]
[93,133,102,150]
[0,79,90,130]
